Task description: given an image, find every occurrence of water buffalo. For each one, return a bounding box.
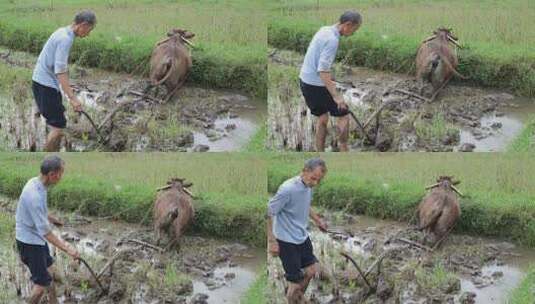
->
[153,177,195,251]
[416,28,466,101]
[149,28,195,102]
[417,176,463,246]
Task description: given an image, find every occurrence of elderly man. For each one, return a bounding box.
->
[299,11,362,152]
[267,158,329,303]
[32,11,96,151]
[15,155,80,304]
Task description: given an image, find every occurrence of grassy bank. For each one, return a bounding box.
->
[241,267,268,304]
[510,118,535,152]
[0,153,267,246]
[0,0,266,97]
[509,266,535,304]
[268,153,535,247]
[269,0,535,97]
[244,123,268,153]
[0,212,18,303]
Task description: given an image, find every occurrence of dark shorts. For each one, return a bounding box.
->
[32,81,66,129]
[16,240,54,287]
[277,237,318,283]
[300,79,349,117]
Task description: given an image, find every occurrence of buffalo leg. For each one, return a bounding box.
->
[164,86,180,103]
[165,77,187,103]
[430,75,452,102]
[165,237,178,251]
[155,228,162,246]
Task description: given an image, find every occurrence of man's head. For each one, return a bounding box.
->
[72,10,96,38]
[301,158,327,188]
[40,155,65,186]
[338,10,362,36]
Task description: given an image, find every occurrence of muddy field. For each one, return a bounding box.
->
[0,48,265,152]
[267,212,533,304]
[267,49,535,152]
[0,197,262,304]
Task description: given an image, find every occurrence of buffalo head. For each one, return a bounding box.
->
[425,176,463,196]
[422,27,462,49]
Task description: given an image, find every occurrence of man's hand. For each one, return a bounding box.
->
[334,96,348,111]
[268,240,279,257]
[67,247,80,260]
[69,98,83,113]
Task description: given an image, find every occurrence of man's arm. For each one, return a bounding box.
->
[318,39,347,110]
[310,208,328,232]
[26,196,79,259]
[266,187,290,256]
[319,72,347,111]
[57,73,82,112]
[44,231,80,259]
[54,38,82,112]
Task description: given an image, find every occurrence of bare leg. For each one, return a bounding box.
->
[286,282,305,304]
[47,266,58,304]
[315,114,329,152]
[28,284,46,304]
[45,127,64,152]
[336,115,349,152]
[301,263,318,293]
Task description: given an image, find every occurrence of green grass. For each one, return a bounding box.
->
[509,265,535,304]
[510,118,535,152]
[244,123,267,152]
[269,0,535,97]
[0,153,267,246]
[268,153,535,247]
[414,112,459,144]
[0,212,19,304]
[241,266,268,304]
[415,262,458,293]
[0,0,267,97]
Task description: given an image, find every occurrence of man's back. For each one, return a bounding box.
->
[32,26,75,91]
[269,176,313,244]
[299,25,340,87]
[15,177,50,245]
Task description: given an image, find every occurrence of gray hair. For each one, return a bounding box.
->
[303,157,327,172]
[41,155,65,175]
[339,10,362,25]
[74,10,97,26]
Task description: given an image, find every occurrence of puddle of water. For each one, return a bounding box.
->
[458,264,524,304]
[193,95,266,152]
[458,99,535,152]
[190,264,258,303]
[192,113,260,152]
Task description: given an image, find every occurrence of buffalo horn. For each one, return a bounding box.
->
[156,184,172,191]
[425,183,440,190]
[180,36,195,48]
[183,187,194,197]
[451,185,463,197]
[448,36,462,48]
